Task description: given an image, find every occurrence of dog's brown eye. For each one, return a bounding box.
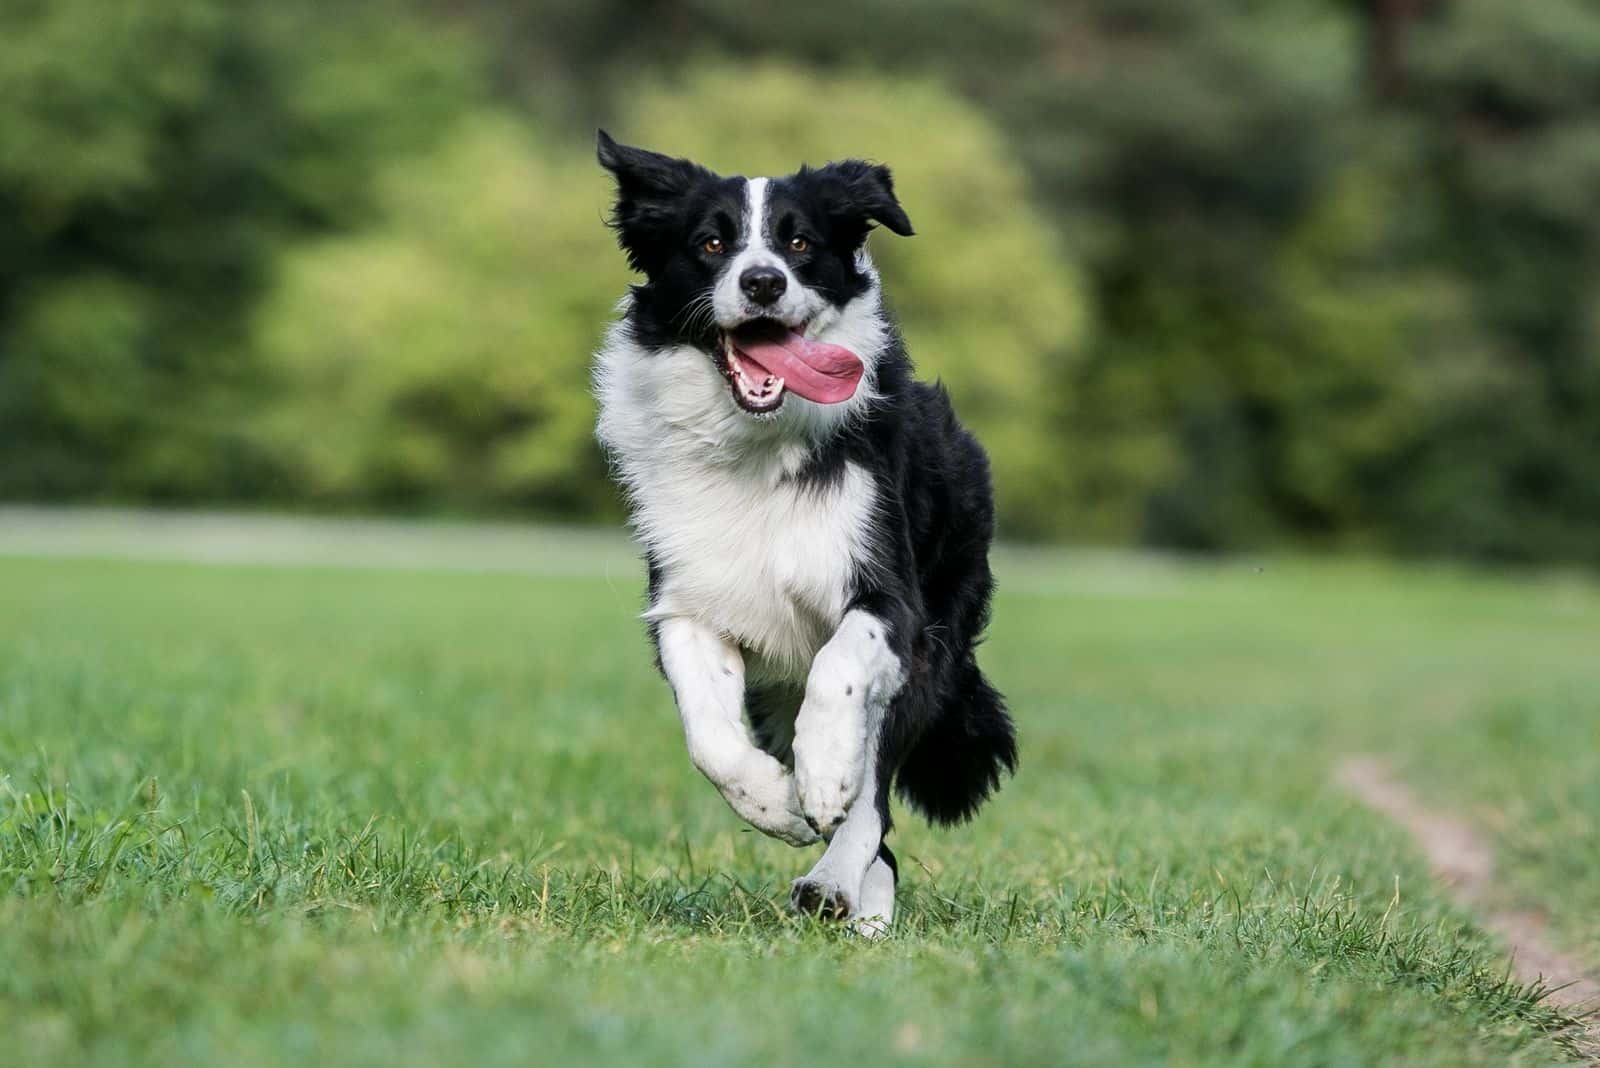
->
[788,236,809,253]
[702,237,725,255]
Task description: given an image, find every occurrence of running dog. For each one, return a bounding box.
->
[593,132,1015,932]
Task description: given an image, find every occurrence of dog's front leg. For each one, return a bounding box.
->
[657,617,818,846]
[792,609,907,835]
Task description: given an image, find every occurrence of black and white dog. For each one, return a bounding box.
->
[593,132,1016,933]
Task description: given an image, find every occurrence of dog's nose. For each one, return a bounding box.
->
[739,266,787,306]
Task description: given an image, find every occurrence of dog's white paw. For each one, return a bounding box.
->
[852,914,891,939]
[719,756,819,847]
[792,705,864,835]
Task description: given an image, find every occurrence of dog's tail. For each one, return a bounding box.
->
[893,658,1016,826]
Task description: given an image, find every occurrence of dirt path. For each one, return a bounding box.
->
[1337,756,1599,1060]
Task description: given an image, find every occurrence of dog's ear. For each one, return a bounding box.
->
[808,160,915,248]
[597,130,716,274]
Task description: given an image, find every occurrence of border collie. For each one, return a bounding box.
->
[593,132,1016,934]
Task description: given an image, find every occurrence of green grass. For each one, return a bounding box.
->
[2,543,1598,1066]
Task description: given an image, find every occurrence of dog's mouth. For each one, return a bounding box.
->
[719,319,865,415]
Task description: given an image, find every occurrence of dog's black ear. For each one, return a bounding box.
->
[809,159,915,246]
[597,130,716,273]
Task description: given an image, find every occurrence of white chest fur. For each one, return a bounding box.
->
[637,455,876,682]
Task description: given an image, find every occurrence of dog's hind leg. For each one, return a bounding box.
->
[852,844,897,938]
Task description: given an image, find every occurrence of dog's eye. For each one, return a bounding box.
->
[702,237,725,255]
[788,236,809,253]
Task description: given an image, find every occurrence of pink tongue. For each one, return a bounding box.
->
[731,330,863,404]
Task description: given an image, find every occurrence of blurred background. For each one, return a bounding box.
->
[3,0,1598,565]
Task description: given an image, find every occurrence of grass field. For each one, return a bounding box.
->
[2,523,1598,1065]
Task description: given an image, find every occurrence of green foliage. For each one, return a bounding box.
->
[4,0,1600,563]
[250,117,624,514]
[0,1,220,209]
[0,0,483,500]
[618,63,1090,536]
[1061,149,1489,549]
[1389,0,1600,563]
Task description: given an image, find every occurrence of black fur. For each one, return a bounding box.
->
[597,131,1015,838]
[804,344,1017,826]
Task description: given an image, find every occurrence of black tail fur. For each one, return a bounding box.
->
[893,658,1016,826]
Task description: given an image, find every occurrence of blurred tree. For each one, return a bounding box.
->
[250,116,624,515]
[0,0,482,499]
[4,0,1599,565]
[1392,0,1600,562]
[986,1,1485,550]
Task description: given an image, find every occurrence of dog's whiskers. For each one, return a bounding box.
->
[673,293,719,339]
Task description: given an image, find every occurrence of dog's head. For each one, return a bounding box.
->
[597,131,913,421]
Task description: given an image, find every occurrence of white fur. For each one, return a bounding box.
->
[648,460,875,680]
[792,609,904,831]
[656,617,817,845]
[853,855,896,937]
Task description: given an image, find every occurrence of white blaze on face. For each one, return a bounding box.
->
[712,177,810,328]
[742,177,773,260]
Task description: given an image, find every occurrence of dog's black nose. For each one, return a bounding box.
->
[739,266,787,306]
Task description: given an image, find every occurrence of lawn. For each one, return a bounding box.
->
[2,531,1597,1066]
